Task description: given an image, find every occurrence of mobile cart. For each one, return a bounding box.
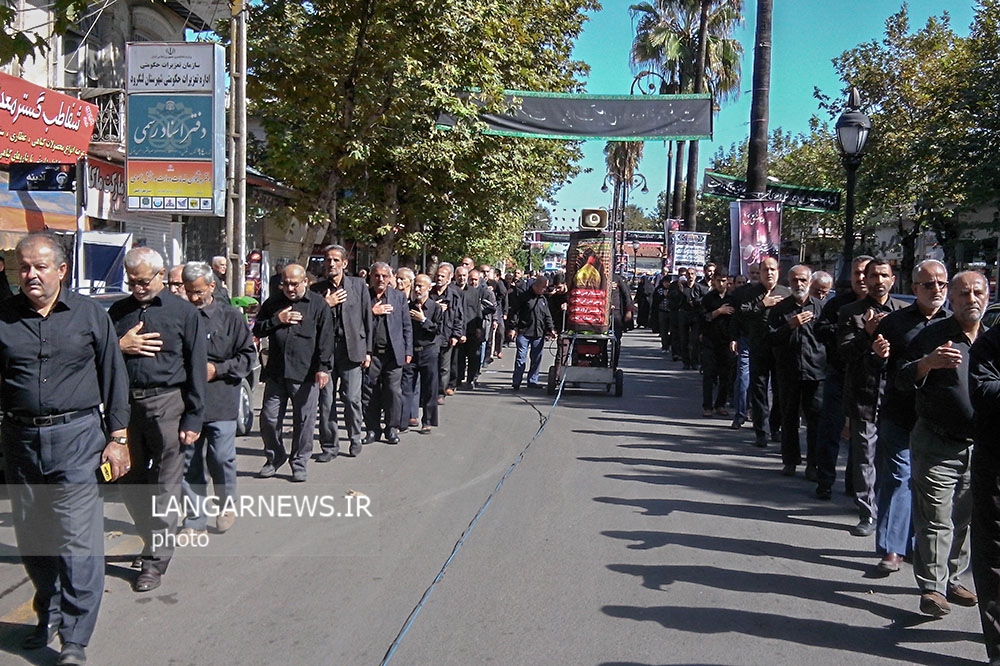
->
[545,229,624,397]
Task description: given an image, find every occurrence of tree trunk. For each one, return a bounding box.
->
[744,0,773,197]
[672,140,686,224]
[684,0,712,231]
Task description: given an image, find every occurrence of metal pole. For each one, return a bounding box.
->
[840,159,859,283]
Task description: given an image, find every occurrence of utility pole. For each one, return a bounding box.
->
[226,0,248,296]
[744,0,773,197]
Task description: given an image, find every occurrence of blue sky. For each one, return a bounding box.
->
[545,0,978,229]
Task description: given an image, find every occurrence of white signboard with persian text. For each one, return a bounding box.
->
[126,43,218,93]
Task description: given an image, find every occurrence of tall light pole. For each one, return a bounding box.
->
[603,172,648,274]
[835,87,872,283]
[630,70,673,222]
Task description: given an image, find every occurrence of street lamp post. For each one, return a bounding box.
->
[835,87,872,283]
[603,173,649,274]
[631,239,641,277]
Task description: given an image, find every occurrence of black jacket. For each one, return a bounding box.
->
[838,295,909,421]
[767,295,826,381]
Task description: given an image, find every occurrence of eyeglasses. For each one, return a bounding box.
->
[167,281,184,288]
[916,280,948,290]
[127,275,160,288]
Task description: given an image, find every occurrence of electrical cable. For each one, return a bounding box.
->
[379,335,575,665]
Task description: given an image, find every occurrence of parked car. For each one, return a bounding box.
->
[983,302,1000,329]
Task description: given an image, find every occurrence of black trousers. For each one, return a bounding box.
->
[1,411,105,646]
[701,343,733,410]
[363,351,402,434]
[777,376,822,467]
[657,311,671,351]
[415,346,440,426]
[456,334,483,385]
[400,361,418,429]
[748,345,781,438]
[120,389,185,572]
[971,454,1000,663]
[438,344,455,395]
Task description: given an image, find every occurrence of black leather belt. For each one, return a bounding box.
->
[4,408,95,427]
[413,345,431,352]
[129,386,180,400]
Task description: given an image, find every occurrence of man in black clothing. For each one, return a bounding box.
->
[700,270,734,417]
[768,265,826,477]
[0,233,130,665]
[814,255,872,500]
[253,264,333,480]
[409,274,444,432]
[430,262,464,402]
[868,259,949,573]
[180,261,256,535]
[678,267,708,370]
[838,259,909,537]
[362,263,412,445]
[610,273,635,367]
[732,256,790,447]
[110,247,206,594]
[509,276,555,389]
[898,271,987,618]
[311,245,371,460]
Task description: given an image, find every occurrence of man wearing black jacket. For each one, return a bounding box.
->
[362,263,412,445]
[814,255,872,500]
[253,264,333,482]
[700,270,734,417]
[508,276,555,390]
[409,274,444,432]
[768,265,826,477]
[430,262,465,403]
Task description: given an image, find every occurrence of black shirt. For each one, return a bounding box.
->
[199,300,257,422]
[897,316,981,440]
[871,303,949,430]
[767,295,827,381]
[411,297,443,349]
[0,288,130,432]
[253,289,334,382]
[700,290,733,348]
[109,289,207,433]
[513,291,555,339]
[732,283,793,349]
[971,325,1000,461]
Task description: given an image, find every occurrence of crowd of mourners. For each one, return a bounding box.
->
[4,228,1000,664]
[637,255,1000,665]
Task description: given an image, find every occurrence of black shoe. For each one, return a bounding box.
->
[815,486,832,500]
[57,642,86,666]
[362,431,379,445]
[131,555,143,569]
[291,470,307,483]
[754,433,767,448]
[133,569,162,592]
[770,430,781,443]
[385,428,400,445]
[781,464,796,477]
[256,463,277,478]
[729,416,745,430]
[850,517,876,537]
[804,465,817,482]
[349,441,362,457]
[22,619,58,649]
[314,451,335,463]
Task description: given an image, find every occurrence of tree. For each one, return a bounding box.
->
[0,0,88,65]
[248,0,597,264]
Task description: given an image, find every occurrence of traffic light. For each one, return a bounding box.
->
[579,208,608,231]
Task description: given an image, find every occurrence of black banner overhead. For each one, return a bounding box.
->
[702,171,841,213]
[436,91,713,141]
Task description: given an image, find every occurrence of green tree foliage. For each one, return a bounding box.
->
[0,0,88,65]
[247,0,597,263]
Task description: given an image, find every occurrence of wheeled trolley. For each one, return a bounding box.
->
[546,332,623,397]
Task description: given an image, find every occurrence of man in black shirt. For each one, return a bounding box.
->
[430,262,464,402]
[897,271,988,618]
[180,262,256,535]
[767,265,826,477]
[254,264,333,479]
[310,244,372,460]
[362,263,412,445]
[0,233,130,665]
[814,255,871,500]
[868,259,949,573]
[409,274,444,432]
[700,270,734,417]
[508,275,555,389]
[110,247,207,594]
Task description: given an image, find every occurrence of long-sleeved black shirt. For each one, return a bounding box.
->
[896,316,981,440]
[700,289,733,349]
[200,300,257,422]
[731,283,792,349]
[971,325,1000,463]
[814,290,859,374]
[109,289,206,433]
[431,282,465,344]
[767,295,827,381]
[253,289,333,383]
[870,303,949,430]
[410,297,443,349]
[0,288,130,432]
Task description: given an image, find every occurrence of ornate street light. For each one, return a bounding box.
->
[631,239,641,277]
[835,87,872,282]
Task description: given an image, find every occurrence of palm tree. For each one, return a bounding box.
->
[629,0,743,231]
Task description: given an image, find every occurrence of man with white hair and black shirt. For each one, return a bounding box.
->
[898,271,988,618]
[430,262,464,403]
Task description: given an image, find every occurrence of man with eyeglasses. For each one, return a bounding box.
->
[179,262,256,535]
[868,260,949,575]
[899,271,988,618]
[254,264,333,481]
[309,244,371,460]
[167,265,188,300]
[109,247,206,594]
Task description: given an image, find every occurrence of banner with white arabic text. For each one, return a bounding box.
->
[565,232,612,334]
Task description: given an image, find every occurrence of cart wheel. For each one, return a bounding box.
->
[547,366,557,395]
[614,369,624,397]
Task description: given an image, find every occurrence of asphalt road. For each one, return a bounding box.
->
[0,329,987,665]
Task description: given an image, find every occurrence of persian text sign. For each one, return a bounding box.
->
[127,95,213,159]
[127,43,217,93]
[668,231,709,274]
[0,71,97,165]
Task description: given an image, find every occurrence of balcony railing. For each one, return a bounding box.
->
[88,89,125,144]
